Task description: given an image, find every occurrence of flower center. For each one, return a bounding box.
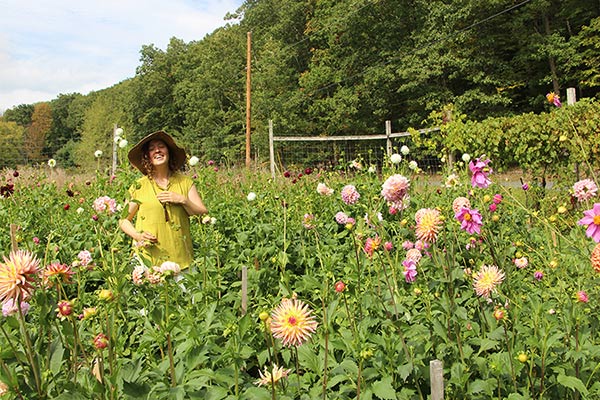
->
[287,316,297,326]
[593,215,600,225]
[463,212,472,221]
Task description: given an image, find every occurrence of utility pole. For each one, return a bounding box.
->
[245,31,252,168]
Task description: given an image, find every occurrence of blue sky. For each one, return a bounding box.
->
[0,0,244,113]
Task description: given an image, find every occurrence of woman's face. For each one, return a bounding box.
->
[147,139,170,167]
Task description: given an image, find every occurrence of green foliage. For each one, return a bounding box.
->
[1,157,600,398]
[409,99,600,180]
[0,120,25,168]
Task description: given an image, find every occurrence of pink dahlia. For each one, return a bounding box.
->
[92,195,117,214]
[455,207,483,235]
[335,211,349,225]
[381,174,410,207]
[402,259,417,283]
[469,157,492,188]
[341,185,360,205]
[364,236,382,258]
[573,179,598,202]
[578,203,600,242]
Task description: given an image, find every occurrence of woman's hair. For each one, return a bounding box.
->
[141,140,179,177]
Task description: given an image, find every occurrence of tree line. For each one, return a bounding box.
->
[1,0,599,171]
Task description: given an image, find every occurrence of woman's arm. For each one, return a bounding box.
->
[156,185,208,216]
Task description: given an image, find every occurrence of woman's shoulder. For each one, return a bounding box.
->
[172,172,193,184]
[129,176,151,192]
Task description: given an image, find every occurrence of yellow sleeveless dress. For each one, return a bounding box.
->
[128,173,194,268]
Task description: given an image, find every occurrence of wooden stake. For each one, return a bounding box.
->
[10,224,18,252]
[241,265,248,315]
[430,359,444,400]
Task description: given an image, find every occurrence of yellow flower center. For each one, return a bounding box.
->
[594,215,600,225]
[463,213,472,221]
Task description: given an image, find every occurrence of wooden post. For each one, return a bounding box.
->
[241,265,248,315]
[245,32,252,168]
[112,124,118,177]
[567,87,576,106]
[10,224,18,252]
[385,120,392,157]
[269,120,275,179]
[430,359,444,400]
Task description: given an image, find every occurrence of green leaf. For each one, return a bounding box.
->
[371,376,397,399]
[49,340,65,375]
[557,374,588,396]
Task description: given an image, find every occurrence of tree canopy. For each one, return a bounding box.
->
[3,0,599,168]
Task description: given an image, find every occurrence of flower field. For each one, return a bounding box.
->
[1,152,600,400]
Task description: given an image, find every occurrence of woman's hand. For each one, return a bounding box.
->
[156,191,185,205]
[138,231,158,243]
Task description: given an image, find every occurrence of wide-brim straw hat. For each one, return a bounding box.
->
[127,131,187,174]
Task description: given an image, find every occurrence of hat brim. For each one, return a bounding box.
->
[127,131,187,174]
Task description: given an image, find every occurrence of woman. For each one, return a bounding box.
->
[119,131,207,269]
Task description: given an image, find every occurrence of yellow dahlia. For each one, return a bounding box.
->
[473,264,505,298]
[270,296,318,347]
[254,364,292,387]
[0,250,40,303]
[415,208,442,243]
[592,243,600,273]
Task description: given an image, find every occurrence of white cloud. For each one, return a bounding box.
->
[0,0,243,113]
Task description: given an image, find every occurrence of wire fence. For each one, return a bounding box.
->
[268,120,443,178]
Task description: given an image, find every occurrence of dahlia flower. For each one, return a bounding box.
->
[405,248,422,263]
[0,250,40,303]
[316,183,334,196]
[415,208,442,243]
[364,236,382,258]
[390,153,402,164]
[452,197,471,214]
[577,290,589,303]
[402,259,417,283]
[254,364,292,387]
[573,179,598,202]
[270,296,318,347]
[2,298,30,317]
[514,257,528,269]
[42,262,75,287]
[469,157,492,188]
[546,92,562,107]
[473,265,505,298]
[577,203,600,242]
[335,211,349,225]
[341,185,360,205]
[455,207,483,235]
[381,174,410,207]
[591,243,600,273]
[93,196,117,214]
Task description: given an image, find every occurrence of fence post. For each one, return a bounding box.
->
[112,124,118,177]
[269,120,275,179]
[385,120,392,157]
[241,265,248,315]
[430,359,444,400]
[10,224,18,252]
[567,87,576,106]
